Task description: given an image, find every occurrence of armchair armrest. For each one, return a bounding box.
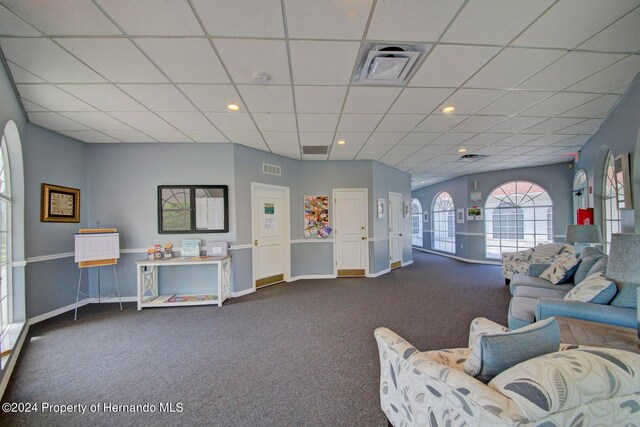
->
[536,299,636,328]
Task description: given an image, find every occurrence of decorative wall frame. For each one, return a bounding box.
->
[304,195,330,238]
[377,198,386,219]
[41,183,80,223]
[466,207,483,221]
[456,208,465,224]
[423,212,429,223]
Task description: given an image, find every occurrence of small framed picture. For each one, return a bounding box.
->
[403,202,410,218]
[457,208,465,224]
[423,212,429,223]
[41,183,80,223]
[467,207,483,221]
[377,198,386,219]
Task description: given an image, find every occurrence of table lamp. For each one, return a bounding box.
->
[605,233,640,340]
[565,224,602,255]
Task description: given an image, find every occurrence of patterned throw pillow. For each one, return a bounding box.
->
[532,243,563,259]
[564,272,617,304]
[539,256,579,285]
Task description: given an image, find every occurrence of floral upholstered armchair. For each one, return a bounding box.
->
[501,244,575,284]
[374,318,640,427]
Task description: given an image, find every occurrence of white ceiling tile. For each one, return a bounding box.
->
[553,135,590,147]
[376,114,425,132]
[499,146,537,155]
[191,0,284,37]
[560,94,621,118]
[337,114,383,132]
[567,55,640,93]
[285,0,372,39]
[478,90,554,115]
[297,114,339,132]
[156,112,216,131]
[443,0,552,45]
[56,38,168,83]
[262,132,299,147]
[28,111,90,131]
[466,145,508,155]
[436,89,506,114]
[237,85,294,113]
[409,45,500,87]
[356,145,392,160]
[492,133,543,146]
[60,130,120,143]
[366,133,406,145]
[522,118,584,134]
[214,39,289,85]
[513,0,638,48]
[60,112,132,130]
[386,145,422,156]
[145,130,192,142]
[109,112,175,130]
[182,130,227,143]
[17,84,96,111]
[367,0,464,42]
[204,113,257,132]
[397,133,443,145]
[521,135,572,146]
[555,119,603,135]
[271,145,301,160]
[103,130,155,143]
[21,99,47,111]
[294,86,347,114]
[178,84,243,112]
[414,114,469,132]
[489,116,547,133]
[289,41,360,85]
[329,149,358,161]
[379,153,408,166]
[96,0,203,35]
[299,132,335,146]
[117,84,195,111]
[136,38,228,83]
[6,61,45,83]
[57,84,147,111]
[224,131,266,149]
[2,0,120,35]
[332,132,370,147]
[450,116,506,132]
[431,133,475,145]
[343,87,402,113]
[0,4,40,36]
[389,88,454,114]
[518,51,626,91]
[462,133,510,146]
[252,113,297,132]
[0,38,105,83]
[465,48,565,89]
[579,8,640,52]
[520,92,599,117]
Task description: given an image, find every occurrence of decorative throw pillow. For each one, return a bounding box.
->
[573,254,603,285]
[539,256,580,285]
[609,282,639,308]
[564,272,617,304]
[464,318,560,382]
[464,318,509,377]
[586,256,608,277]
[532,243,563,259]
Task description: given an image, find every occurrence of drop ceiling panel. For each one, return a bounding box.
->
[493,133,543,146]
[389,88,454,114]
[366,0,464,42]
[567,55,640,93]
[332,132,370,147]
[386,145,422,156]
[262,131,299,147]
[297,114,339,132]
[204,113,257,132]
[366,133,406,145]
[191,0,284,37]
[285,0,372,40]
[0,38,106,83]
[60,130,120,143]
[178,84,243,112]
[294,86,347,114]
[442,0,552,45]
[553,135,590,147]
[252,113,297,132]
[28,111,90,131]
[519,92,599,117]
[2,0,120,35]
[214,39,290,85]
[489,116,547,133]
[299,132,335,146]
[96,0,203,36]
[60,112,132,130]
[56,38,168,83]
[560,94,620,118]
[237,85,294,113]
[461,132,510,146]
[337,114,382,132]
[136,38,229,83]
[343,87,402,113]
[109,112,175,130]
[499,146,537,155]
[118,84,195,111]
[517,51,626,91]
[17,84,96,111]
[224,131,267,148]
[0,4,40,36]
[450,116,506,132]
[6,62,45,83]
[512,0,638,49]
[579,8,640,52]
[379,153,408,166]
[414,114,469,132]
[397,133,443,145]
[21,99,47,111]
[57,84,147,111]
[555,119,603,135]
[103,130,155,143]
[270,145,301,160]
[156,112,217,131]
[478,90,554,115]
[289,41,360,85]
[376,115,425,132]
[182,130,227,143]
[522,118,585,134]
[409,45,500,87]
[145,130,192,143]
[436,89,506,114]
[465,48,565,89]
[430,133,475,145]
[356,145,393,160]
[521,135,572,146]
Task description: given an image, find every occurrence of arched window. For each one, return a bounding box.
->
[573,169,588,223]
[411,198,423,246]
[432,192,455,253]
[0,130,11,344]
[485,180,553,258]
[603,152,620,254]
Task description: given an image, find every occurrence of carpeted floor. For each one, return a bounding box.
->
[0,251,510,426]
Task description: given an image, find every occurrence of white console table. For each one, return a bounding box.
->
[136,256,231,310]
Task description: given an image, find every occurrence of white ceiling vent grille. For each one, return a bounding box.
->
[302,146,329,155]
[352,43,431,86]
[262,163,281,176]
[457,154,489,161]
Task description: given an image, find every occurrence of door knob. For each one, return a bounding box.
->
[254,240,258,246]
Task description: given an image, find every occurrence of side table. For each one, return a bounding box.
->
[556,316,640,354]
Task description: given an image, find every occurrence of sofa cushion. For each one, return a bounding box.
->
[539,256,579,285]
[489,348,640,421]
[564,272,617,304]
[465,317,560,382]
[586,256,608,277]
[573,254,602,284]
[513,284,571,299]
[510,274,575,297]
[532,243,563,259]
[610,282,639,309]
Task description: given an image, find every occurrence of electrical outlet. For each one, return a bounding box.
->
[460,244,464,249]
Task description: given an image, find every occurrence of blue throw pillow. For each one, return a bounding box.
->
[564,272,617,304]
[573,254,602,284]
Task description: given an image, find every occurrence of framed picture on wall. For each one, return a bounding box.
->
[377,198,386,219]
[423,212,429,223]
[40,183,80,223]
[456,208,465,224]
[467,207,483,221]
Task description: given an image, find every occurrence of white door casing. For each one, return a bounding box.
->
[333,188,368,277]
[389,192,403,269]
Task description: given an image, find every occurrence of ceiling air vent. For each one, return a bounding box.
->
[352,43,431,86]
[458,154,489,161]
[302,146,329,155]
[262,163,281,176]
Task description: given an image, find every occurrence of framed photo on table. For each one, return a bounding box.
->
[40,183,80,223]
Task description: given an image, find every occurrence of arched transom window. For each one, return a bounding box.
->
[432,192,455,254]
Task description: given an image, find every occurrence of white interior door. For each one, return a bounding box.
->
[252,183,289,288]
[334,189,368,277]
[389,192,403,270]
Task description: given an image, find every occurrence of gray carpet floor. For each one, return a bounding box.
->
[0,251,509,426]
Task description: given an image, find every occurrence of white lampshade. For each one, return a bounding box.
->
[565,224,602,244]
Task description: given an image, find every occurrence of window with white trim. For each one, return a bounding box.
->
[0,133,11,348]
[603,152,620,254]
[432,192,455,254]
[411,198,423,246]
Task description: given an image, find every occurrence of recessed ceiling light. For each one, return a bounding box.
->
[442,106,455,113]
[458,148,467,153]
[337,139,346,145]
[227,104,240,111]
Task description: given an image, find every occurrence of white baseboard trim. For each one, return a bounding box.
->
[29,301,88,324]
[231,288,255,298]
[367,268,390,278]
[401,260,413,267]
[413,247,501,266]
[287,274,337,282]
[0,323,29,400]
